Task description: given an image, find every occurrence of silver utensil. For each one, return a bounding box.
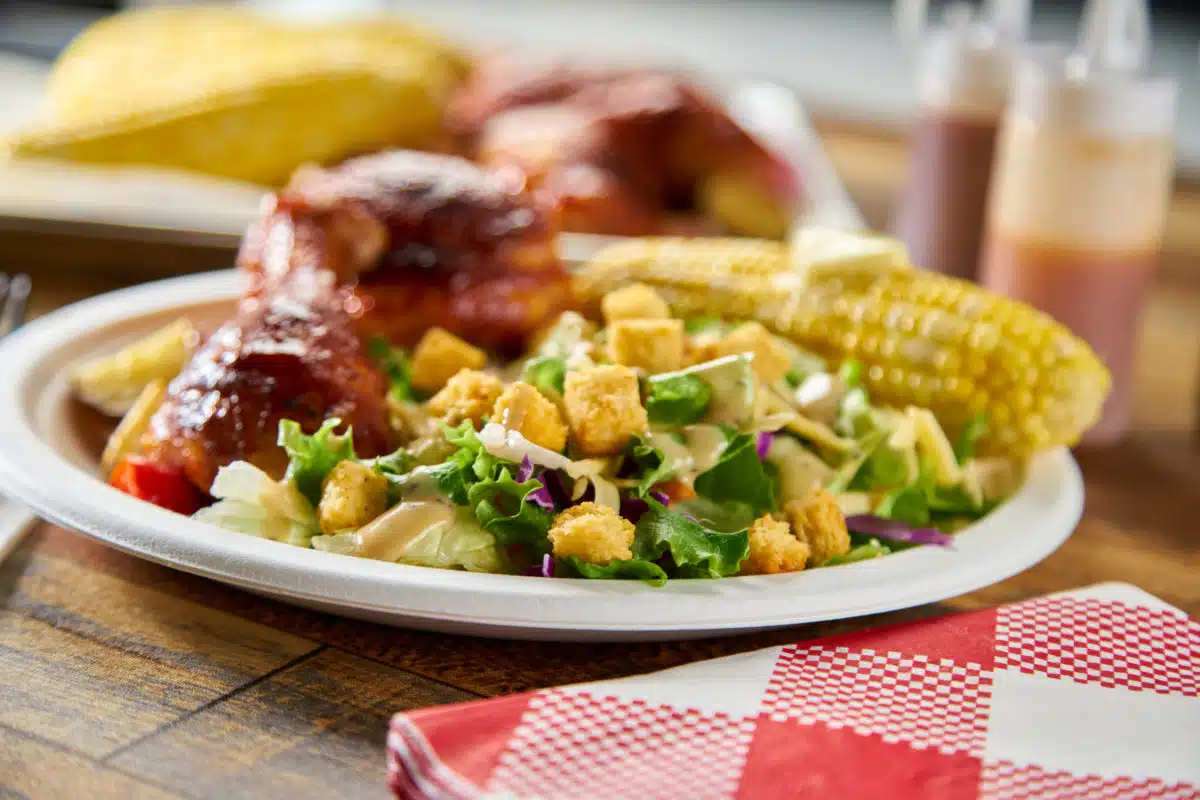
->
[0,273,37,562]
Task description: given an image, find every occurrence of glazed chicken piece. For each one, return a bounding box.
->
[238,150,573,351]
[448,58,799,237]
[142,268,394,491]
[137,151,570,494]
[472,103,665,235]
[446,58,603,137]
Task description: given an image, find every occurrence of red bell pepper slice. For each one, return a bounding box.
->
[109,456,205,516]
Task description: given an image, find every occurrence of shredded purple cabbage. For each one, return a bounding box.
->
[755,430,774,461]
[621,491,675,524]
[540,470,571,507]
[517,455,535,483]
[523,554,555,577]
[845,515,955,547]
[526,485,555,510]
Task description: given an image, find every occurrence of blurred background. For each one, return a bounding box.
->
[2,1,1197,169]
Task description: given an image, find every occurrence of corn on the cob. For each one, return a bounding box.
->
[574,237,1111,457]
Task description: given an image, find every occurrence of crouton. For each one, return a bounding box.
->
[318,461,389,535]
[492,382,569,452]
[426,369,504,426]
[607,318,685,374]
[739,514,809,575]
[785,488,850,565]
[712,322,793,384]
[563,364,649,456]
[685,336,721,367]
[600,283,671,323]
[410,327,487,392]
[549,502,635,564]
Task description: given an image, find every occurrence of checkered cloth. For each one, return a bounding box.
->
[387,583,1200,799]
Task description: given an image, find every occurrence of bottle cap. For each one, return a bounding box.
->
[1076,0,1149,73]
[896,0,1031,119]
[1008,0,1176,139]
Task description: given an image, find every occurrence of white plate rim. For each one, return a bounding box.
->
[0,271,1084,637]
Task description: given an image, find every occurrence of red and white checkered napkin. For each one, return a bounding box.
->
[387,583,1200,800]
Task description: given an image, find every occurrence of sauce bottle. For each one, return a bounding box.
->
[980,0,1177,444]
[891,0,1029,280]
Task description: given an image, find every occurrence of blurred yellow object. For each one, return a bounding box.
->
[698,169,792,239]
[574,235,1111,457]
[4,6,468,185]
[100,379,170,474]
[73,318,197,417]
[789,226,910,279]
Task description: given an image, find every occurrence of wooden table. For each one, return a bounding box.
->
[2,127,1199,799]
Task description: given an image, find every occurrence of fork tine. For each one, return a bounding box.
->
[5,274,30,333]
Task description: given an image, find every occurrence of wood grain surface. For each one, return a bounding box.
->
[1,124,1198,799]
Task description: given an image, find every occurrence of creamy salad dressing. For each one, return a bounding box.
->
[792,372,845,426]
[389,464,450,501]
[765,436,835,506]
[646,424,729,480]
[649,354,756,428]
[343,499,458,562]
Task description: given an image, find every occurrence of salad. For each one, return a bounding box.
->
[188,282,1023,585]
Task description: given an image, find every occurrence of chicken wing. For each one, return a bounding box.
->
[450,58,799,237]
[142,268,393,491]
[238,150,571,351]
[140,150,570,493]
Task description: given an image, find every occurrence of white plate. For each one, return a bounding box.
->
[0,271,1084,641]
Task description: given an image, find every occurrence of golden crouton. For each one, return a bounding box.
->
[786,488,850,566]
[601,283,670,323]
[318,461,389,535]
[607,318,685,374]
[563,365,649,456]
[740,514,809,575]
[713,322,793,384]
[685,336,721,367]
[492,382,569,452]
[426,369,504,427]
[549,502,635,564]
[410,327,487,392]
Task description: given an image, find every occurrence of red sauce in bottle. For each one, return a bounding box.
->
[891,6,1022,281]
[981,236,1158,442]
[980,54,1177,443]
[894,113,1001,279]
